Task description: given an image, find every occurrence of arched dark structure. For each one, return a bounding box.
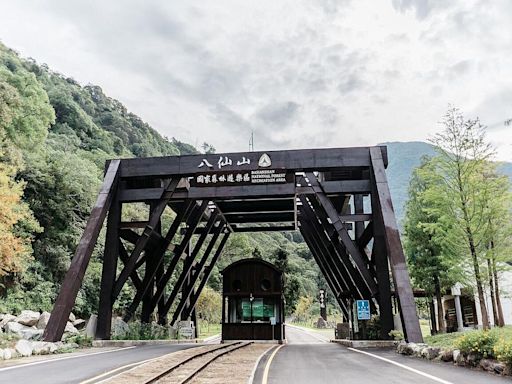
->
[43,146,424,343]
[222,258,285,341]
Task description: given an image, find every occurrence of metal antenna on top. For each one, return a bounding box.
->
[249,130,254,151]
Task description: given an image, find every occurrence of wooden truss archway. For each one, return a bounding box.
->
[43,146,423,343]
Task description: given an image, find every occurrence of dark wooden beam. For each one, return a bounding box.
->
[122,200,195,322]
[302,195,375,299]
[148,201,208,314]
[120,179,373,203]
[160,211,219,318]
[119,221,149,229]
[370,147,423,343]
[170,222,224,324]
[112,178,180,301]
[296,180,372,195]
[216,199,295,213]
[299,223,350,318]
[299,202,365,299]
[44,160,120,342]
[119,147,387,178]
[118,241,142,290]
[119,229,140,245]
[96,194,121,339]
[223,212,295,223]
[305,172,378,296]
[180,232,230,322]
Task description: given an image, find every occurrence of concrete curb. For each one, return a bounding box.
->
[92,339,204,347]
[331,339,398,348]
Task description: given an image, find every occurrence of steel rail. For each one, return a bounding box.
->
[141,342,252,384]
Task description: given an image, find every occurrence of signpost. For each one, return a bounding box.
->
[319,289,327,321]
[356,300,370,320]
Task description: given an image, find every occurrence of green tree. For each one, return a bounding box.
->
[196,286,222,331]
[427,106,503,329]
[404,156,460,332]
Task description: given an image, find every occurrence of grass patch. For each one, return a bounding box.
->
[197,322,221,338]
[424,326,512,349]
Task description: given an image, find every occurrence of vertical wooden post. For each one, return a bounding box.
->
[96,194,121,339]
[141,205,161,323]
[370,147,423,343]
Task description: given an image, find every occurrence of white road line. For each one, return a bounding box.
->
[347,348,455,384]
[0,346,136,373]
[81,355,162,384]
[247,345,276,384]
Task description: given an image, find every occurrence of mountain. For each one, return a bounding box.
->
[382,141,512,226]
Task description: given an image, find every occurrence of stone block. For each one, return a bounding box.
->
[16,310,40,326]
[15,339,33,357]
[85,314,97,338]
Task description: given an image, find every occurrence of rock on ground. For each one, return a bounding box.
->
[85,314,98,338]
[69,312,76,323]
[15,339,33,357]
[421,346,440,360]
[0,314,16,329]
[37,311,51,329]
[73,319,86,330]
[65,321,79,334]
[439,349,453,362]
[111,317,129,338]
[16,310,40,326]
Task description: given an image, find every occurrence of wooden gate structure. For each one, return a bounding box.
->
[43,146,423,343]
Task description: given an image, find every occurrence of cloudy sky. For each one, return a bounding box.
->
[0,0,511,160]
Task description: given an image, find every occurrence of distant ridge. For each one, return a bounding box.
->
[380,141,512,225]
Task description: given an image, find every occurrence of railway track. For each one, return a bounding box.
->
[140,341,253,384]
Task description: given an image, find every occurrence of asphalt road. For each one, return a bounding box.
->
[255,325,510,384]
[0,343,199,384]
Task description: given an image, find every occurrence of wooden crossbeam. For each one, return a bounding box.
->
[180,232,230,322]
[112,178,181,301]
[305,172,378,296]
[119,147,387,178]
[302,195,374,299]
[148,201,209,314]
[299,225,349,318]
[299,204,362,299]
[171,223,225,324]
[122,200,195,322]
[160,211,219,317]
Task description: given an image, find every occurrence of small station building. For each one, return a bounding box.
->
[221,258,285,341]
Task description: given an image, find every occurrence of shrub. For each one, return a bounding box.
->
[494,338,512,366]
[113,321,171,340]
[366,315,382,340]
[389,330,404,341]
[455,330,497,360]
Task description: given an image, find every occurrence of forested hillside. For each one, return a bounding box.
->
[0,42,317,319]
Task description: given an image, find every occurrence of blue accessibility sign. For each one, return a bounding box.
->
[356,300,371,320]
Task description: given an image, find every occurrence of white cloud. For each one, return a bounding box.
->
[0,0,510,160]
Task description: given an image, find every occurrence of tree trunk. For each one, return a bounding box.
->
[457,168,489,330]
[434,276,445,333]
[491,242,505,327]
[468,230,489,330]
[487,256,499,326]
[429,298,438,335]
